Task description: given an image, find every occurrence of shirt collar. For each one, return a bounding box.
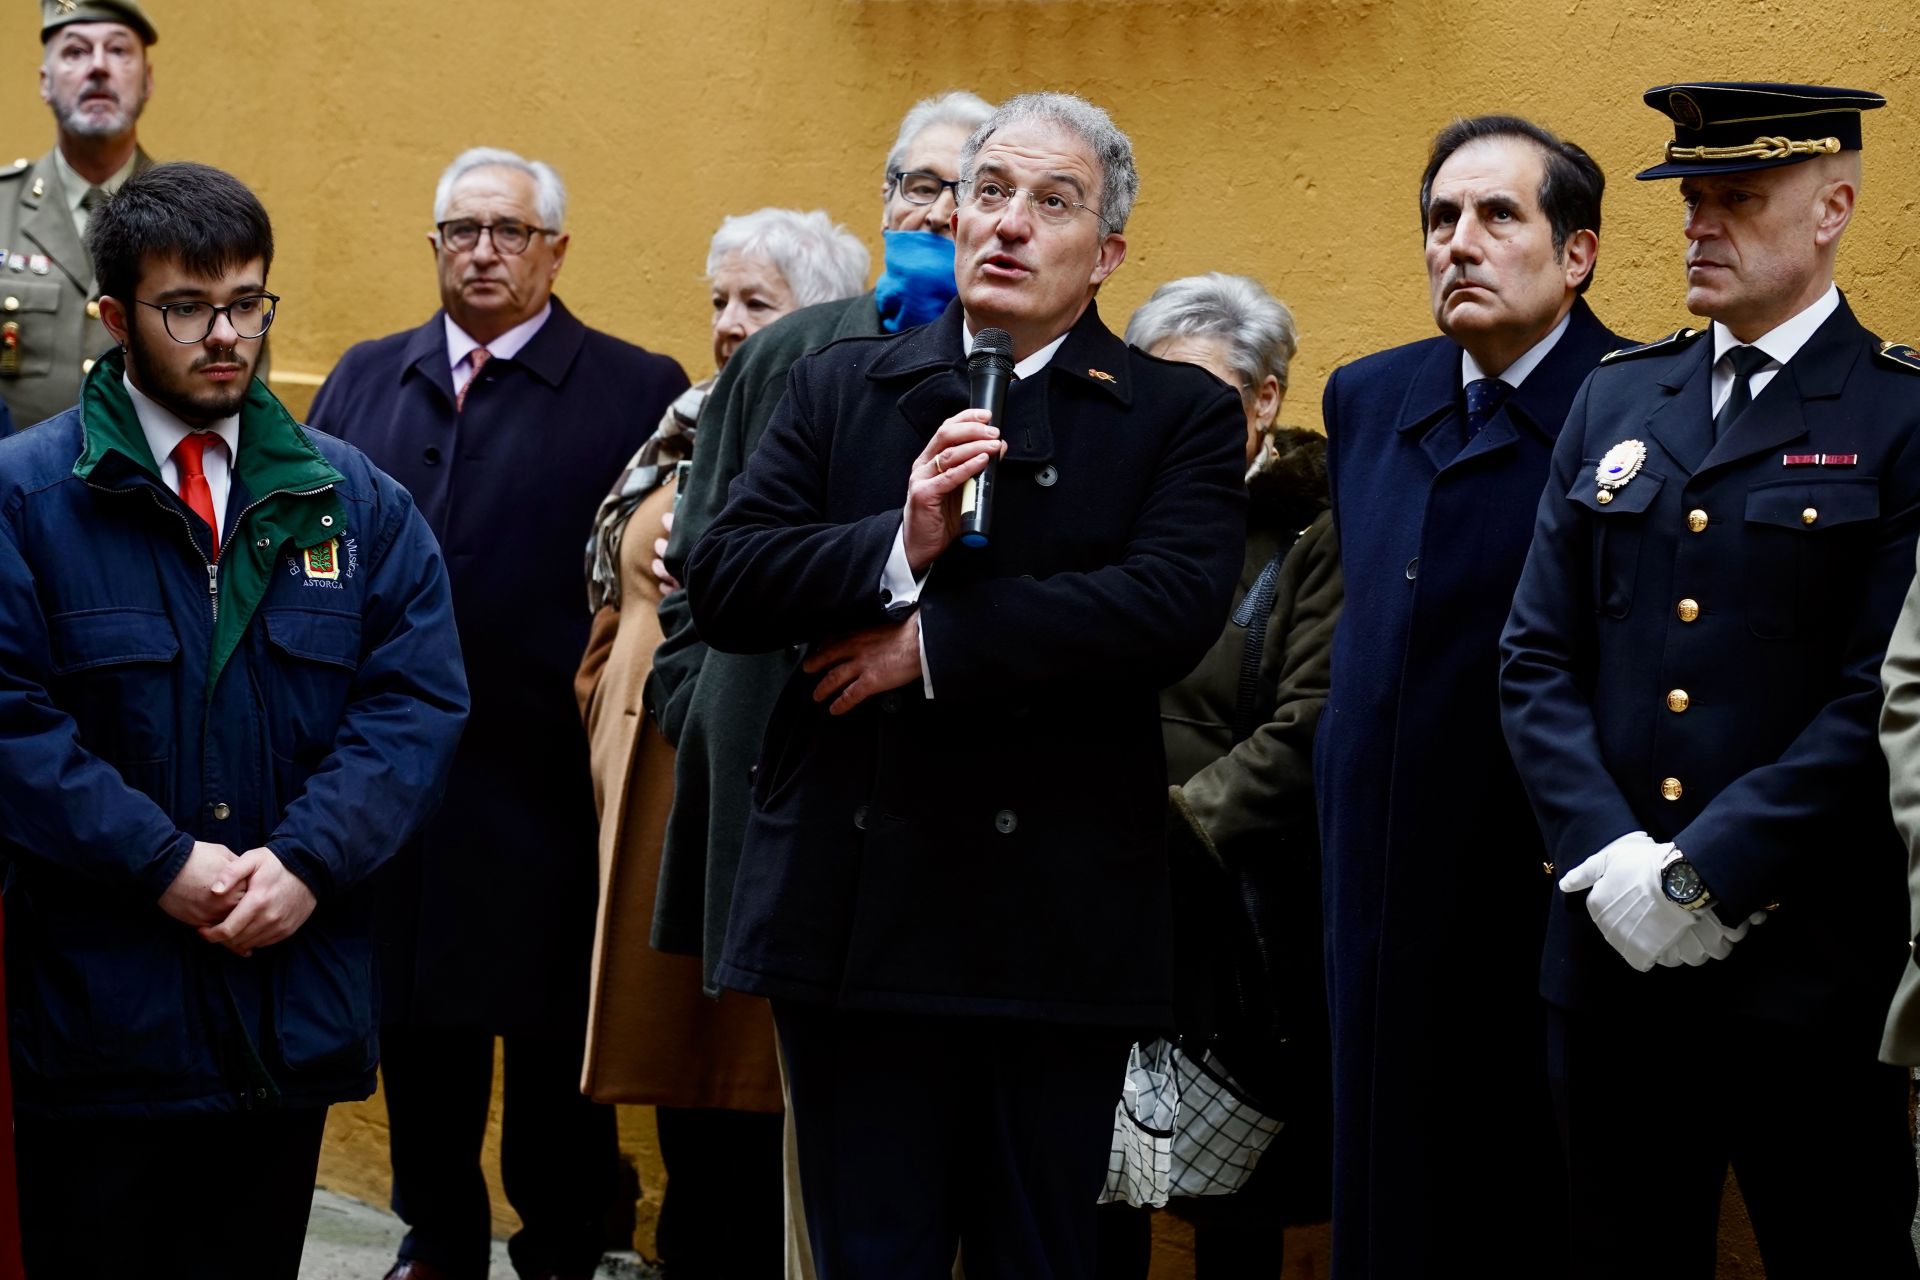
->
[446,301,553,370]
[963,321,1069,380]
[53,147,138,215]
[123,372,240,467]
[1712,283,1840,371]
[1460,309,1572,389]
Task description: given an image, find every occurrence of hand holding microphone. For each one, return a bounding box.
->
[901,329,1013,573]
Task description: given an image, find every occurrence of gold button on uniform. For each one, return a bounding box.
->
[1801,507,1818,526]
[1687,509,1709,533]
[85,300,99,320]
[1661,777,1684,801]
[1667,689,1691,713]
[2,297,17,313]
[1676,598,1701,622]
[211,802,232,821]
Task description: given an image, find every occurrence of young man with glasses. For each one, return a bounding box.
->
[684,92,1246,1278]
[0,160,468,1278]
[308,146,687,1280]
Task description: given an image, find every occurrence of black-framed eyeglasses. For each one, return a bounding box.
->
[960,177,1113,232]
[435,219,557,255]
[889,170,962,206]
[135,293,279,344]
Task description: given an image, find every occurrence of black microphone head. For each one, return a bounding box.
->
[969,328,1014,370]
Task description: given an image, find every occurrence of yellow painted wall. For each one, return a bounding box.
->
[5,1,1910,1270]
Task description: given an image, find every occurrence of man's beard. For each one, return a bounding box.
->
[51,84,144,140]
[125,329,251,424]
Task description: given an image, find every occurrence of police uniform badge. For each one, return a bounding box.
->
[1594,439,1647,505]
[302,537,341,581]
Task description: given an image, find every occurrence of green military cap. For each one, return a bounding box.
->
[40,0,157,45]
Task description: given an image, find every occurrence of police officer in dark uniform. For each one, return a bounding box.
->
[0,0,156,431]
[1502,82,1920,1279]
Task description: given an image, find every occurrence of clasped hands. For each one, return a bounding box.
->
[802,411,1007,717]
[1558,831,1765,972]
[158,840,317,958]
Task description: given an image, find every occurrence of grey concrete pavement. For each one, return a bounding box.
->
[299,1189,661,1280]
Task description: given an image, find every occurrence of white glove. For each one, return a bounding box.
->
[1653,907,1750,967]
[1558,832,1694,972]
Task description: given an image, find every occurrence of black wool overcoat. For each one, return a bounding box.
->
[685,300,1246,1026]
[309,298,688,1034]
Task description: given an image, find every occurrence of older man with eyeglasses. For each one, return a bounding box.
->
[308,147,688,1280]
[683,92,1246,1278]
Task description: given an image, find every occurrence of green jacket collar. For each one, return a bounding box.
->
[72,347,347,504]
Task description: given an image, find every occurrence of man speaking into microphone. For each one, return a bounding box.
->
[686,92,1245,1278]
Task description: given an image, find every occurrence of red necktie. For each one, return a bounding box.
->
[173,432,220,558]
[456,346,491,412]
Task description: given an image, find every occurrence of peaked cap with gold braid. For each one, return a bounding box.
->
[1637,81,1882,180]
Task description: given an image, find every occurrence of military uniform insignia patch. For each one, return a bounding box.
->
[1088,368,1116,383]
[1595,439,1648,505]
[303,538,341,581]
[1876,342,1920,375]
[27,255,49,276]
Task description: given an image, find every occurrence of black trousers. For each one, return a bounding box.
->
[382,1023,621,1280]
[15,1105,327,1280]
[774,1001,1131,1280]
[1548,1004,1920,1280]
[654,1105,786,1278]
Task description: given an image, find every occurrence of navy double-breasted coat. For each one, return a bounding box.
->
[309,299,688,1033]
[685,301,1246,1026]
[1315,298,1621,1275]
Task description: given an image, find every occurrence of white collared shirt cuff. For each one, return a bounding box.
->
[879,528,935,698]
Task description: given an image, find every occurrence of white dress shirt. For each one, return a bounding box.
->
[127,374,240,546]
[1460,309,1572,391]
[1709,283,1840,417]
[880,324,1072,697]
[445,302,552,395]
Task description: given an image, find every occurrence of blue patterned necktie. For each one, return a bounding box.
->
[1714,345,1773,439]
[1464,377,1513,435]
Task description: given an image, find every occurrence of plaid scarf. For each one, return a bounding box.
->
[584,376,713,612]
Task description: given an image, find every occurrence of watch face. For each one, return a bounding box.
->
[1663,858,1705,904]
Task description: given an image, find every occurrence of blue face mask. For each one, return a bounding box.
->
[874,230,958,333]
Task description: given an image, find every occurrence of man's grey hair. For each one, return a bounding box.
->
[432,147,568,233]
[707,207,871,308]
[1124,273,1298,394]
[884,91,997,188]
[960,92,1139,233]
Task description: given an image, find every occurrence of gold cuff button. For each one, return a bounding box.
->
[1801,507,1818,526]
[1667,689,1691,713]
[85,300,100,320]
[1661,776,1684,801]
[1687,509,1709,533]
[1676,598,1701,622]
[2,297,17,313]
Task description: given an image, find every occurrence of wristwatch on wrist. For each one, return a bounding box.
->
[1660,849,1714,912]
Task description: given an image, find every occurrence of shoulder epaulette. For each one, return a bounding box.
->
[1599,327,1707,363]
[1875,341,1920,375]
[0,158,30,181]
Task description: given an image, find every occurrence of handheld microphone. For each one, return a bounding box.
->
[959,327,1013,547]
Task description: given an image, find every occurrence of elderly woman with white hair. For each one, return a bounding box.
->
[574,206,867,1278]
[1099,273,1341,1280]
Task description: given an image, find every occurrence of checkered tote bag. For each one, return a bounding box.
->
[1166,1042,1283,1198]
[1098,1039,1178,1207]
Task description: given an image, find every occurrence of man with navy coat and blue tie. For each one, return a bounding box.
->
[1501,82,1920,1278]
[1316,114,1621,1278]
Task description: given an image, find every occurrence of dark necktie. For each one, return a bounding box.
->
[79,186,105,214]
[1464,377,1512,435]
[1713,345,1773,439]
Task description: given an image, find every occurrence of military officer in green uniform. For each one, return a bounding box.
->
[0,0,157,430]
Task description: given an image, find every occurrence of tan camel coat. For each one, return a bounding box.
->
[575,477,782,1110]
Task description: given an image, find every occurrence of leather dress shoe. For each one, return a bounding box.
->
[382,1261,456,1280]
